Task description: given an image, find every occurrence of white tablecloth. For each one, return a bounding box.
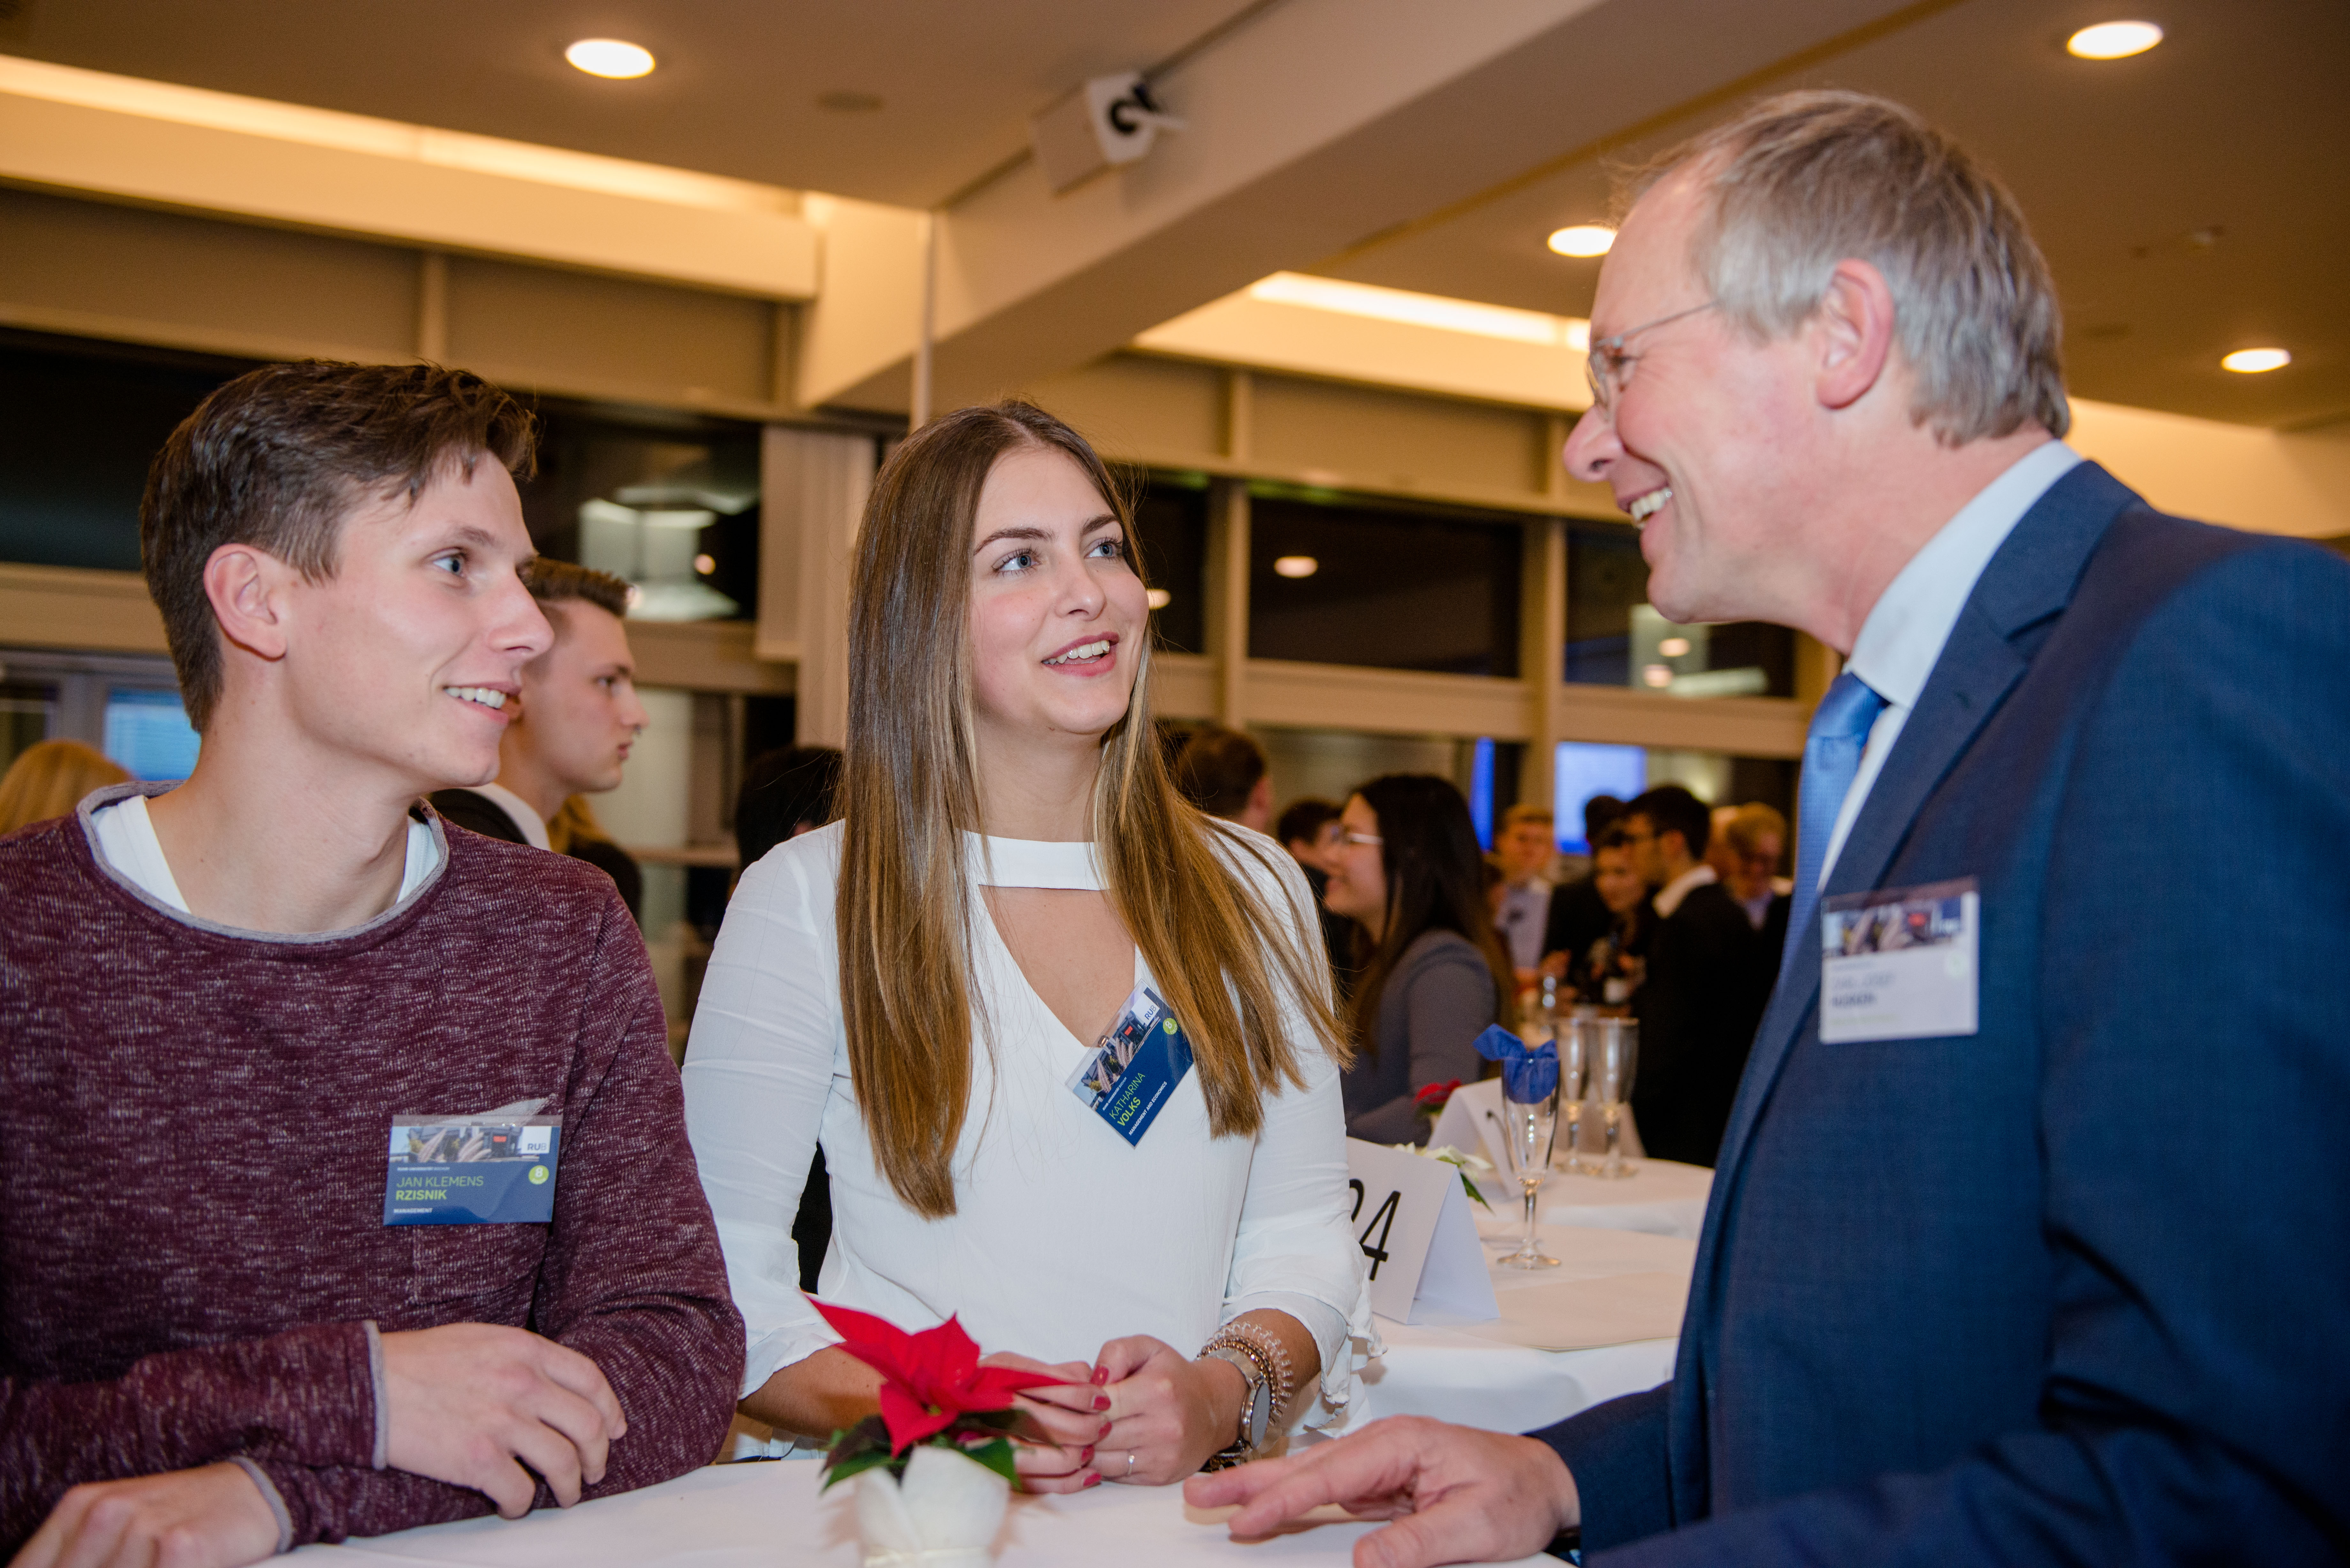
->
[1519,1158,1713,1240]
[1352,1225,1690,1434]
[291,1449,1551,1567]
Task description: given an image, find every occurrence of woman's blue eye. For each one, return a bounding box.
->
[433,554,465,576]
[999,550,1037,573]
[1089,538,1126,559]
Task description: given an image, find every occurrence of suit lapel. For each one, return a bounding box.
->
[1685,462,2142,1306]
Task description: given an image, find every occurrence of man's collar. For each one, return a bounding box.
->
[1846,441,2083,710]
[1654,862,1717,918]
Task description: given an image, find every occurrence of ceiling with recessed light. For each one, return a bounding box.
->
[3,0,2341,427]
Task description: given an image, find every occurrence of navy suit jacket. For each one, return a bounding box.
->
[1536,462,2350,1563]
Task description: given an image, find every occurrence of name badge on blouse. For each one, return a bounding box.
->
[1065,984,1194,1146]
[1819,878,1979,1043]
[383,1102,563,1225]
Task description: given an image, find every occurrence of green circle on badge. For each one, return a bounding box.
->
[1163,1019,1178,1034]
[529,1165,550,1185]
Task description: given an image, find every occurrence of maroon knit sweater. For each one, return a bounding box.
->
[0,788,743,1551]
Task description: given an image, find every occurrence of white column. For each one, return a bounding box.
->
[756,426,876,747]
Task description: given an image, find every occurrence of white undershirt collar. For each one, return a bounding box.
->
[1653,862,1717,919]
[90,792,441,921]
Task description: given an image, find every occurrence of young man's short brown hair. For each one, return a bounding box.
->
[524,557,633,623]
[140,360,537,731]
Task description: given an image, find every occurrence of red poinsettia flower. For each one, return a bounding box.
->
[812,1298,1072,1455]
[1414,1078,1463,1113]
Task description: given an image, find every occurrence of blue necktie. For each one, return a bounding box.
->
[1784,671,1889,982]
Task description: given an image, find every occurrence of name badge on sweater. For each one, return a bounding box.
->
[384,1102,563,1225]
[1820,878,1979,1043]
[1065,983,1194,1146]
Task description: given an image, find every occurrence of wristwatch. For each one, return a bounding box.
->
[1200,1345,1273,1468]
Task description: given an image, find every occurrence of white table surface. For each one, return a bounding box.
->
[1522,1158,1713,1241]
[1353,1224,1689,1434]
[291,1448,1551,1567]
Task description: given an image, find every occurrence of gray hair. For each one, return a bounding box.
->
[1633,91,2069,444]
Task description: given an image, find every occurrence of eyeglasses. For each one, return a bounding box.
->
[1341,831,1383,848]
[1583,299,1718,412]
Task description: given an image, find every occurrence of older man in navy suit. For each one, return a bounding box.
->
[1190,90,2350,1565]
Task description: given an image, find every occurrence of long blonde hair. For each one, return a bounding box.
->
[837,402,1348,1218]
[0,740,132,836]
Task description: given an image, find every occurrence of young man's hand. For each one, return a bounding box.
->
[1184,1416,1580,1568]
[8,1463,281,1568]
[380,1323,626,1516]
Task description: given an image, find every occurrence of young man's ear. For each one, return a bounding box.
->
[203,543,299,664]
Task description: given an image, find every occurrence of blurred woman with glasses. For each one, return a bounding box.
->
[1321,773,1516,1144]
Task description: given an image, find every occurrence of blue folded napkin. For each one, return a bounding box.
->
[1474,1025,1558,1104]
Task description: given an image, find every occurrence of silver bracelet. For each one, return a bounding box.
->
[1203,1319,1299,1427]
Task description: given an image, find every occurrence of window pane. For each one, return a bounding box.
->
[1554,740,1796,861]
[1132,474,1209,655]
[519,403,763,622]
[0,332,252,572]
[1565,523,1794,697]
[1249,489,1521,676]
[103,688,202,782]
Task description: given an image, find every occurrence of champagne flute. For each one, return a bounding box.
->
[1493,1041,1563,1270]
[1556,1014,1592,1175]
[1594,1018,1640,1180]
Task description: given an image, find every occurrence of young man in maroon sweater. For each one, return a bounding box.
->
[0,363,743,1564]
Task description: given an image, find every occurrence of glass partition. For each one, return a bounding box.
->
[1565,522,1793,697]
[1248,487,1521,677]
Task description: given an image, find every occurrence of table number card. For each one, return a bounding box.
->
[1344,1138,1501,1325]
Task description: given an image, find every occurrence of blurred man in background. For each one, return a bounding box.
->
[1540,793,1625,993]
[432,559,647,917]
[1172,724,1272,833]
[1489,803,1557,984]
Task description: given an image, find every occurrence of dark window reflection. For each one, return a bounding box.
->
[1565,522,1792,697]
[0,330,253,572]
[1249,488,1521,677]
[519,403,762,622]
[1131,474,1209,655]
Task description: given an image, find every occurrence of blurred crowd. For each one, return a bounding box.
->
[1170,725,1793,1168]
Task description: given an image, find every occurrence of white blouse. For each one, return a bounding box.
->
[681,819,1370,1417]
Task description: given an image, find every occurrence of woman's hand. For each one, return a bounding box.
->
[1088,1337,1247,1485]
[980,1351,1107,1494]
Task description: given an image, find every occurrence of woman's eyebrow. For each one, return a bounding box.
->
[972,525,1048,553]
[1079,513,1120,536]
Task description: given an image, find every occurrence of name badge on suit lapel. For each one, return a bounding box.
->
[1819,878,1979,1042]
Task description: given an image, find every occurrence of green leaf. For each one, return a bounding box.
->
[821,1449,903,1490]
[958,1436,1020,1487]
[1461,1171,1493,1211]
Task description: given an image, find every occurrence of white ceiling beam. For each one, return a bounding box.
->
[803,0,1929,411]
[0,57,818,299]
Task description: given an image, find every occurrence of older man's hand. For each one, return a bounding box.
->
[1183,1417,1580,1568]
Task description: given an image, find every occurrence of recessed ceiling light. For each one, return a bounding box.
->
[2221,348,2291,374]
[1146,587,1172,609]
[566,39,656,79]
[1658,637,1691,658]
[693,553,717,575]
[1641,664,1674,688]
[1273,555,1319,579]
[2066,20,2163,59]
[1547,224,1616,258]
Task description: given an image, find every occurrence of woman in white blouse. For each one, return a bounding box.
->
[683,402,1368,1490]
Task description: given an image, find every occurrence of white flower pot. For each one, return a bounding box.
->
[853,1443,1011,1567]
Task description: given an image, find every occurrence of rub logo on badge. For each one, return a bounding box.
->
[528,1165,550,1185]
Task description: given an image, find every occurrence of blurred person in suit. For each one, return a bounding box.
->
[1323,773,1515,1146]
[1619,784,1762,1166]
[1719,801,1793,973]
[1173,724,1273,833]
[1538,792,1626,984]
[1573,826,1652,1007]
[0,740,131,837]
[430,558,647,917]
[1191,89,2350,1566]
[1489,803,1557,984]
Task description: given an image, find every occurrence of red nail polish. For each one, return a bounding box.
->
[1080,1446,1094,1464]
[1092,1366,1109,1386]
[1083,1473,1102,1488]
[1098,1420,1112,1441]
[1093,1393,1111,1412]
